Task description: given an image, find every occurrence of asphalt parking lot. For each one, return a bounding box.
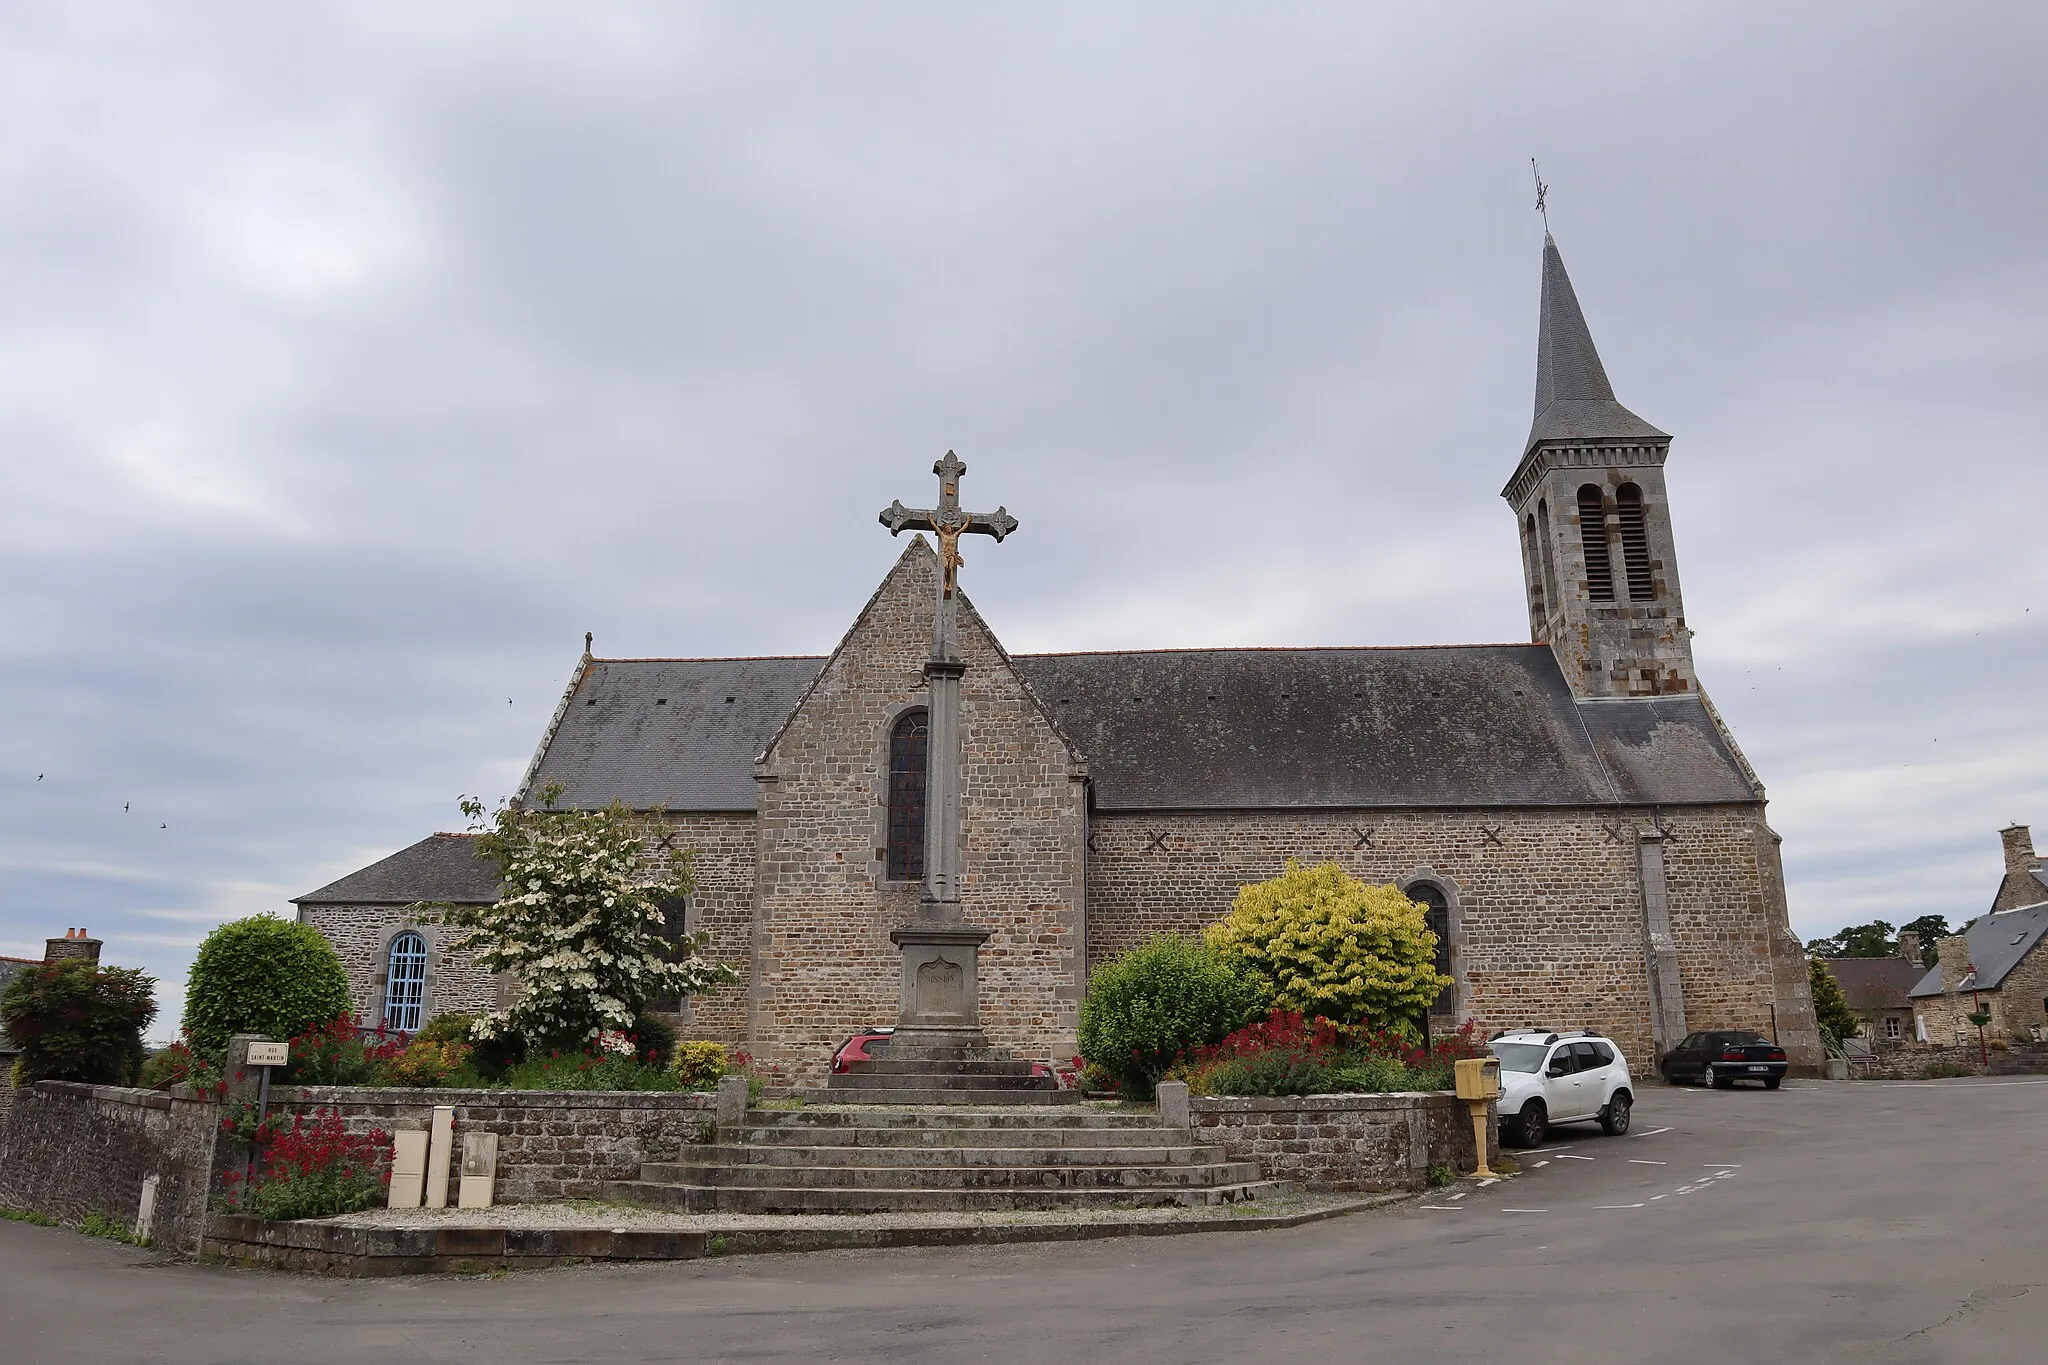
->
[3,1077,2043,1364]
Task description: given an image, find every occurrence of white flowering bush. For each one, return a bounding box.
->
[425,785,740,1053]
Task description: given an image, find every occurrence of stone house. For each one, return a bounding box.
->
[296,234,1821,1085]
[1909,825,2048,1045]
[1822,948,1922,1047]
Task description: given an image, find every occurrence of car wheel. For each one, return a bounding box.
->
[1763,1077,1781,1091]
[1515,1100,1548,1148]
[1599,1091,1632,1135]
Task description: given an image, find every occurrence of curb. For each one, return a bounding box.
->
[201,1196,1407,1277]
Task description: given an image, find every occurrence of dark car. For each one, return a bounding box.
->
[1658,1030,1788,1089]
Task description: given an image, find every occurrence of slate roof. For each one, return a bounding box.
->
[1018,646,1753,810]
[1908,901,2048,997]
[525,657,824,811]
[1821,956,1923,1014]
[504,644,1756,815]
[1527,235,1669,453]
[293,833,501,906]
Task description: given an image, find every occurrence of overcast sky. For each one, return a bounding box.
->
[3,4,2043,1038]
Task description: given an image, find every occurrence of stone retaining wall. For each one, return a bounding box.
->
[1188,1092,1497,1193]
[0,1082,219,1254]
[1850,1045,1988,1080]
[277,1087,718,1203]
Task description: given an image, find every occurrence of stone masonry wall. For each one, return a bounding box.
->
[752,541,1088,1086]
[0,1082,220,1255]
[300,903,504,1027]
[645,812,758,1045]
[1189,1092,1498,1192]
[1088,804,1796,1075]
[279,1087,715,1204]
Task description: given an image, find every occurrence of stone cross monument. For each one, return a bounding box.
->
[878,451,1017,1044]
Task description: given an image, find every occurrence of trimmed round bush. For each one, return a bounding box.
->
[183,916,351,1055]
[1077,934,1265,1098]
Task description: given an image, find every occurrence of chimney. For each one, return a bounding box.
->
[1897,930,1922,969]
[44,927,103,965]
[1995,824,2042,912]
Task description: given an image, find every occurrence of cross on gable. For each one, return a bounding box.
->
[880,451,1018,600]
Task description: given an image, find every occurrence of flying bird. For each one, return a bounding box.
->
[124,802,129,812]
[160,823,167,830]
[37,773,43,781]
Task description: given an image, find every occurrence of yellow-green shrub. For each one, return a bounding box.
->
[671,1040,729,1090]
[1205,860,1450,1033]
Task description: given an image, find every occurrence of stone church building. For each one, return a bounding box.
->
[296,236,1821,1084]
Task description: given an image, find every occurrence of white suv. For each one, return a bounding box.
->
[1488,1030,1634,1148]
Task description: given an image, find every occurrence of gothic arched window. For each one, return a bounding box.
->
[1536,499,1560,609]
[1409,883,1455,1013]
[886,709,929,881]
[1615,483,1655,601]
[1577,484,1615,601]
[382,931,428,1032]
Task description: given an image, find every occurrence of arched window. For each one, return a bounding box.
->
[1615,483,1655,600]
[382,931,428,1032]
[886,709,929,881]
[1536,499,1559,609]
[1522,514,1544,616]
[1577,484,1615,601]
[1409,883,1455,1013]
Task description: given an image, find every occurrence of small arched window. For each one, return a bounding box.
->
[1410,883,1455,1013]
[383,931,428,1032]
[1615,483,1655,601]
[1536,499,1559,608]
[1577,484,1615,601]
[886,709,929,881]
[1521,514,1544,611]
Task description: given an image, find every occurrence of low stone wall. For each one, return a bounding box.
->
[1188,1091,1497,1193]
[1850,1045,1987,1080]
[0,1082,219,1254]
[277,1087,718,1203]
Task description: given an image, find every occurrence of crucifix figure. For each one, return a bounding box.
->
[876,451,1018,1041]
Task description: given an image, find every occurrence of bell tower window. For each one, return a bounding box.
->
[1616,483,1654,600]
[886,709,929,881]
[1577,484,1614,601]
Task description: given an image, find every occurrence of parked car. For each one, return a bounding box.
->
[1657,1030,1787,1089]
[829,1027,1052,1080]
[1487,1029,1635,1148]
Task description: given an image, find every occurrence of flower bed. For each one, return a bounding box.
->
[1164,1010,1487,1098]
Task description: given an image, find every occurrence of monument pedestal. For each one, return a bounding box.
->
[888,919,991,1046]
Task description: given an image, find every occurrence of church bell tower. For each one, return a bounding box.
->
[1503,235,1696,698]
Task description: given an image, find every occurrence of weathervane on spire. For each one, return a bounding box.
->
[1531,158,1550,234]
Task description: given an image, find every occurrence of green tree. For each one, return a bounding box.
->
[1077,934,1265,1097]
[3,959,157,1085]
[427,788,741,1053]
[1205,861,1451,1034]
[1900,914,1950,969]
[1805,919,1898,959]
[1809,957,1860,1046]
[184,916,351,1056]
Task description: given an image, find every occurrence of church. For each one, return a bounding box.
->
[294,236,1822,1085]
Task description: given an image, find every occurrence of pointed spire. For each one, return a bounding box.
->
[1527,234,1667,452]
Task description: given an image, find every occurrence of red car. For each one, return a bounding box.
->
[830,1027,1053,1080]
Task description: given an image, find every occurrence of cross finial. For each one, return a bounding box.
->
[1531,158,1550,235]
[879,451,1017,601]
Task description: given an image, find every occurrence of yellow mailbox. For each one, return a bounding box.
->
[1454,1056,1500,1100]
[1453,1056,1501,1178]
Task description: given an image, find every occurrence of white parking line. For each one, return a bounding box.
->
[1638,1127,1674,1137]
[1419,1205,1463,1211]
[1500,1208,1548,1214]
[1521,1147,1575,1156]
[1446,1192,1467,1201]
[1702,1163,1742,1168]
[1533,1160,1550,1168]
[1648,1194,1669,1200]
[1628,1160,1666,1165]
[1556,1154,1595,1161]
[1477,1178,1498,1187]
[1594,1204,1645,1210]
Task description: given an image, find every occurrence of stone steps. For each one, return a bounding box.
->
[610,1101,1276,1216]
[676,1142,1225,1166]
[601,1178,1290,1215]
[640,1160,1266,1190]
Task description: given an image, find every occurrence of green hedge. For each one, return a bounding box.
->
[1077,935,1264,1098]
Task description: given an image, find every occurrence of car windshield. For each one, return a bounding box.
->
[1715,1032,1771,1047]
[1491,1042,1548,1073]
